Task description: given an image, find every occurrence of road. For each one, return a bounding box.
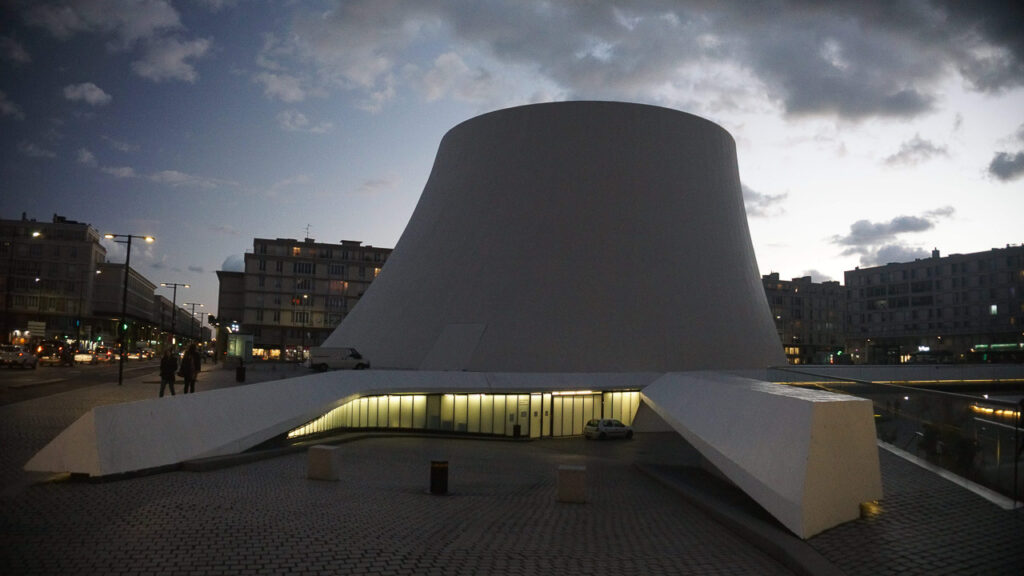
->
[0,359,160,406]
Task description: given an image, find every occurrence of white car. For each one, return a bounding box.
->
[1,345,39,369]
[308,347,370,372]
[583,418,633,440]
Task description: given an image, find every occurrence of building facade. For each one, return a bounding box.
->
[229,237,392,360]
[1,214,106,345]
[845,246,1024,364]
[1,213,208,350]
[762,273,846,365]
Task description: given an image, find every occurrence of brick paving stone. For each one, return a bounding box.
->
[3,363,1022,575]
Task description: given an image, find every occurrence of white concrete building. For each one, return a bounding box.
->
[27,102,882,538]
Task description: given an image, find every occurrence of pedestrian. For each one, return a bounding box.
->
[181,343,201,394]
[159,348,178,397]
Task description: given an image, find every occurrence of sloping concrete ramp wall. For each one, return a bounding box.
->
[642,371,883,538]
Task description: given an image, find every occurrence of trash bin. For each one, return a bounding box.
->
[235,365,246,382]
[430,460,448,494]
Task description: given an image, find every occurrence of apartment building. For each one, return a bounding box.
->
[845,246,1024,363]
[1,214,106,344]
[233,237,392,360]
[761,273,846,364]
[1,213,207,349]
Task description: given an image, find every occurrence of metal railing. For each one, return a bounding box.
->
[769,366,1022,506]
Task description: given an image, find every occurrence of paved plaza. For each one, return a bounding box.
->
[1,363,1022,575]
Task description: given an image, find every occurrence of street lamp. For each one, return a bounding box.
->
[183,302,203,341]
[104,233,154,386]
[159,282,189,340]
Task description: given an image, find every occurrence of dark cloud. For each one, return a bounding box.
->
[988,151,1024,181]
[833,206,954,266]
[287,1,1024,120]
[834,215,934,247]
[742,184,787,217]
[187,265,204,274]
[0,35,31,65]
[884,134,949,166]
[935,0,1024,92]
[873,244,930,265]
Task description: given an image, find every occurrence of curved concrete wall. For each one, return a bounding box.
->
[325,101,784,371]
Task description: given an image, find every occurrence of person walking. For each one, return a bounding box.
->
[159,348,178,397]
[181,343,202,394]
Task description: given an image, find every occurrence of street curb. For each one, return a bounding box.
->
[635,463,845,576]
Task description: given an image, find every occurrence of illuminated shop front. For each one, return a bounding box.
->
[288,390,641,440]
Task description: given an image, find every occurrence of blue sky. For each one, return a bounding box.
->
[2,1,1022,319]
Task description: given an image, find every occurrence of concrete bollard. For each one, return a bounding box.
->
[307,445,341,481]
[557,464,586,503]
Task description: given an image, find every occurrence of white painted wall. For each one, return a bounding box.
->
[325,102,785,372]
[642,371,883,538]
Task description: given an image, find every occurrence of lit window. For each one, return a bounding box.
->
[990,304,998,316]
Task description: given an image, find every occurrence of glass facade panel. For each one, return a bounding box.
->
[377,398,388,428]
[492,395,506,435]
[551,397,562,436]
[530,394,542,439]
[441,394,455,431]
[583,395,595,426]
[572,397,585,435]
[287,390,642,440]
[454,395,468,432]
[467,395,481,433]
[400,396,414,428]
[413,395,427,429]
[480,395,494,433]
[367,397,378,428]
[388,396,400,428]
[357,398,368,428]
[427,395,441,429]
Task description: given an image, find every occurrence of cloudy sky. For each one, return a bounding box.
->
[2,0,1022,318]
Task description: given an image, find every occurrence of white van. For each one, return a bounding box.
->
[308,347,370,372]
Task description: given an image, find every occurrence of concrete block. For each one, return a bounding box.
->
[307,444,341,481]
[557,464,586,503]
[642,372,883,538]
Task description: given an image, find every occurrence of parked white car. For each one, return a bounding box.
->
[583,418,633,440]
[308,347,369,372]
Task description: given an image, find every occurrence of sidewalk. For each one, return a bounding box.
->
[1,364,1022,575]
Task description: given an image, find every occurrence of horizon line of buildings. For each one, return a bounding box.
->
[765,244,1024,364]
[5,212,1021,365]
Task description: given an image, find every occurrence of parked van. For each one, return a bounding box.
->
[308,347,369,372]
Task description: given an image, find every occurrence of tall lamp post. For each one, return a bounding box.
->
[159,282,189,343]
[183,302,203,341]
[104,233,154,386]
